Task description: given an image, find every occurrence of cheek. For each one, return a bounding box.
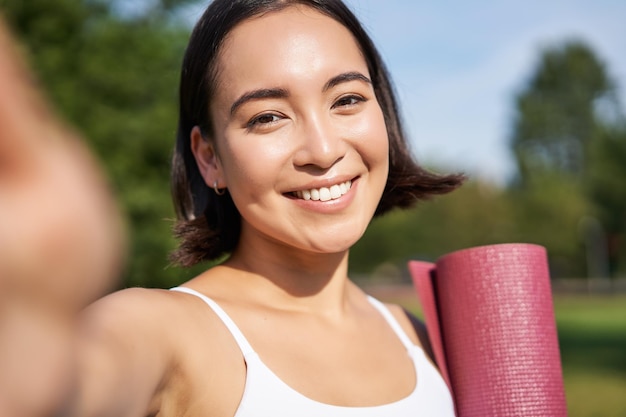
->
[373,119,390,164]
[352,108,390,170]
[218,133,291,193]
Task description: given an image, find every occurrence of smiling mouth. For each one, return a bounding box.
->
[290,180,353,202]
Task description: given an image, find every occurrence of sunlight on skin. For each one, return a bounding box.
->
[0,16,125,417]
[0,15,124,312]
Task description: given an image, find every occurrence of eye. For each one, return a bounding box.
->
[246,113,282,129]
[332,94,366,109]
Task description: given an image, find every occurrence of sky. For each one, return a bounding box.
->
[341,0,626,185]
[173,0,626,185]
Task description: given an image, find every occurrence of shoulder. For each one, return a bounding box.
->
[75,286,244,416]
[382,302,436,364]
[84,286,171,316]
[81,287,182,345]
[80,286,235,359]
[74,288,181,416]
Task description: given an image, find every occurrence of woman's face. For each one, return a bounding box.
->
[199,6,389,255]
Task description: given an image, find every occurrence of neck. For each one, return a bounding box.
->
[222,235,354,314]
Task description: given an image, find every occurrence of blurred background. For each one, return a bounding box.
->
[1,0,624,415]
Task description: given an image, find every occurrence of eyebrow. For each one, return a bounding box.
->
[230,88,289,115]
[229,71,372,115]
[323,71,372,91]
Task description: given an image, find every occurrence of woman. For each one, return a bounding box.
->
[160,0,461,415]
[5,1,464,416]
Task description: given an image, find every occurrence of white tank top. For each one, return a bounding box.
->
[171,286,455,417]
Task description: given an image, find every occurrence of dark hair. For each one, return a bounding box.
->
[170,0,464,266]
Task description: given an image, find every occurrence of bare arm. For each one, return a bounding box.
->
[69,289,175,417]
[0,14,143,416]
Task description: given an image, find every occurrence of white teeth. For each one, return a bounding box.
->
[294,180,353,201]
[319,187,331,201]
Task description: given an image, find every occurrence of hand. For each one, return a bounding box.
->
[0,15,125,416]
[0,16,125,312]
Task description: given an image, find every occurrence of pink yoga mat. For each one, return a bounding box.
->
[408,243,567,417]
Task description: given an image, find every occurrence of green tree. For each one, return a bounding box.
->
[586,125,626,275]
[511,40,614,182]
[508,39,626,277]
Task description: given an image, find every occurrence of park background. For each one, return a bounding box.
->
[1,0,624,415]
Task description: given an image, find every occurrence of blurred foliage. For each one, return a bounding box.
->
[352,181,515,277]
[511,41,613,179]
[2,1,625,286]
[586,126,626,275]
[506,40,626,278]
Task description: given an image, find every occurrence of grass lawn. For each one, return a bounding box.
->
[367,286,626,417]
[555,295,626,417]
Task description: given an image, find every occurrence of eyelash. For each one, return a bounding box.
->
[246,113,282,129]
[332,94,366,109]
[245,94,367,129]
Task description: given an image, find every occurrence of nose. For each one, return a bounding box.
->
[292,114,346,170]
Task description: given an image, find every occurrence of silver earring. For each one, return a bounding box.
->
[213,180,225,196]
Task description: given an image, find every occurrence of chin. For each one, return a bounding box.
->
[304,232,365,255]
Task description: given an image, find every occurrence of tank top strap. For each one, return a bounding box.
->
[170,286,255,356]
[366,295,416,352]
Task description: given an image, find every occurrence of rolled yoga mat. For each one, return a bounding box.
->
[408,243,567,417]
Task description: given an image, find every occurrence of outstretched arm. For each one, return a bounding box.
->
[0,15,127,416]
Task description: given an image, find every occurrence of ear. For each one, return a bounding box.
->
[190,126,223,188]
